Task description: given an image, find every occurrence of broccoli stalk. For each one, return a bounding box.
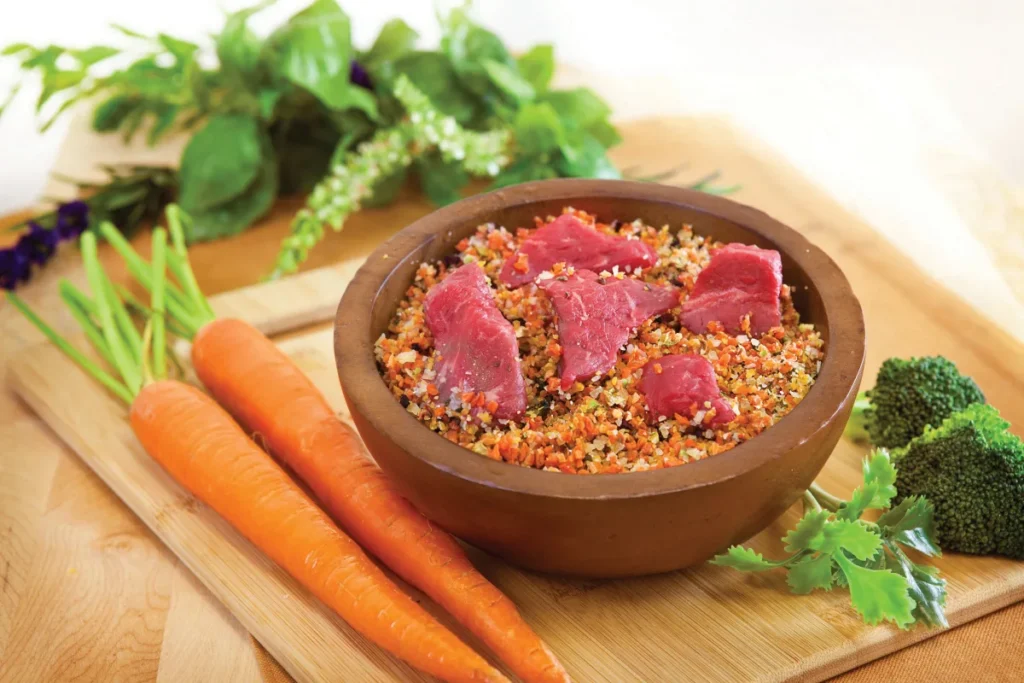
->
[847,356,985,449]
[892,403,1024,559]
[844,392,873,443]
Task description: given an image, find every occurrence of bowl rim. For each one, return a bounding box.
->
[335,179,865,500]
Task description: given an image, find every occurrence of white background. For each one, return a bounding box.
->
[1,0,1022,330]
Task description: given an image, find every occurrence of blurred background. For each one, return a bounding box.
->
[1,0,1022,324]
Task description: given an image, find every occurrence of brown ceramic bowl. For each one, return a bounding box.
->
[335,179,865,578]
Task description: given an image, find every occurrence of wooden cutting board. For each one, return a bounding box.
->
[2,117,1023,682]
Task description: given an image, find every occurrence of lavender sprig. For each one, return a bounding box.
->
[1,201,89,290]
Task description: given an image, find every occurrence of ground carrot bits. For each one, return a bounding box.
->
[375,209,826,475]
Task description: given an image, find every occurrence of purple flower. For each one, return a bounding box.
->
[0,245,31,290]
[0,200,91,290]
[350,60,372,90]
[19,222,60,265]
[56,200,89,238]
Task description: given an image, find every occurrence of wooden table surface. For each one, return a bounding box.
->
[1,116,1021,682]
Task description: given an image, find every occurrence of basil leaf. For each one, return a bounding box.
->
[363,19,419,72]
[264,0,369,115]
[391,51,479,124]
[178,114,264,212]
[157,34,198,63]
[0,83,21,119]
[416,154,468,207]
[513,102,564,156]
[556,132,621,179]
[91,96,138,132]
[70,46,119,67]
[258,87,285,120]
[185,141,278,241]
[146,103,180,145]
[482,59,535,104]
[364,168,409,208]
[217,1,273,83]
[1,43,33,57]
[329,109,376,160]
[587,119,623,149]
[516,44,554,92]
[270,114,340,195]
[540,88,611,129]
[491,158,557,189]
[441,7,513,95]
[37,69,85,111]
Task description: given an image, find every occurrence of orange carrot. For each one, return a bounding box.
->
[131,379,506,683]
[193,318,570,683]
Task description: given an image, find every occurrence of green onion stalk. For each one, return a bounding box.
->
[6,229,176,405]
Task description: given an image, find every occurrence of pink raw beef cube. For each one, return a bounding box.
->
[539,270,679,389]
[681,243,783,335]
[499,214,658,288]
[424,263,526,420]
[639,354,736,426]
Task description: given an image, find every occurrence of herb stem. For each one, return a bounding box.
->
[81,232,141,395]
[103,274,142,365]
[116,285,191,340]
[803,489,823,513]
[5,292,133,404]
[99,222,203,336]
[808,482,844,513]
[58,281,118,370]
[166,205,216,322]
[150,228,167,380]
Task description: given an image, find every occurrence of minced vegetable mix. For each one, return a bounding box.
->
[375,209,825,474]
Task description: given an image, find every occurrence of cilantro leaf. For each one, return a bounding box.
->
[833,551,916,628]
[863,450,899,506]
[783,509,830,552]
[709,546,789,572]
[787,554,835,594]
[882,541,948,628]
[837,451,898,520]
[878,496,942,557]
[809,520,881,561]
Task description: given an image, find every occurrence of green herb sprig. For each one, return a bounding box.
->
[711,451,947,629]
[3,1,624,251]
[269,75,511,278]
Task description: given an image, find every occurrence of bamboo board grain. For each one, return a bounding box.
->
[2,116,1024,682]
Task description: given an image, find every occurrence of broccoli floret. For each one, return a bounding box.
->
[892,403,1024,559]
[846,356,985,449]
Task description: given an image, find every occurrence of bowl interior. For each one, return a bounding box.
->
[336,180,864,500]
